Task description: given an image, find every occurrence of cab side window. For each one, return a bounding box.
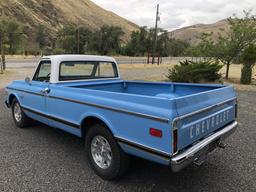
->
[33,61,51,82]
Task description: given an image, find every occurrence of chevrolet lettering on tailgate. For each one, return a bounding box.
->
[190,109,231,139]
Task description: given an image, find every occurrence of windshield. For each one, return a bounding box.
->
[59,61,118,81]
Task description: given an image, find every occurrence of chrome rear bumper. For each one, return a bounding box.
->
[171,121,238,172]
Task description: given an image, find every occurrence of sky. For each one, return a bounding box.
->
[91,0,255,31]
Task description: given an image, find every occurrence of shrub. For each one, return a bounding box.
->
[167,60,223,83]
[241,64,253,84]
[240,44,256,84]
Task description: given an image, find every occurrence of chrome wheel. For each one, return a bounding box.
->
[91,135,112,169]
[13,102,22,122]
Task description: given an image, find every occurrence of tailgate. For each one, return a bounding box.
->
[173,86,237,152]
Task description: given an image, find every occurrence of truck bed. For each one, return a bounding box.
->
[67,80,223,99]
[56,80,236,154]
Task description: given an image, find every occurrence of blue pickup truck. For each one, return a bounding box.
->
[5,55,238,180]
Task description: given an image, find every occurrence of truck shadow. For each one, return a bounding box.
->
[25,122,240,192]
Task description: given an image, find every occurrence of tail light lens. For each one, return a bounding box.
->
[150,128,162,138]
[173,129,178,154]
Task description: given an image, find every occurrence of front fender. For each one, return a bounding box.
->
[6,92,21,108]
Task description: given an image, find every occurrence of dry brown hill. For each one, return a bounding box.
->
[169,19,230,45]
[0,0,138,41]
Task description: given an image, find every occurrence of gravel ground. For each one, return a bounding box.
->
[0,89,256,192]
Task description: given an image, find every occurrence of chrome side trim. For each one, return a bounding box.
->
[22,106,80,129]
[6,87,169,123]
[48,95,169,123]
[171,121,238,172]
[6,87,44,97]
[118,142,171,164]
[115,136,171,158]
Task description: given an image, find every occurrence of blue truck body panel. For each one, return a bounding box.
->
[5,78,237,166]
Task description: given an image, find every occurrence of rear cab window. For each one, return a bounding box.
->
[59,61,118,81]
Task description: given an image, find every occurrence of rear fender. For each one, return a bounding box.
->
[79,112,116,135]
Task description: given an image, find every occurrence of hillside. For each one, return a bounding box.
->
[0,0,138,41]
[169,19,230,45]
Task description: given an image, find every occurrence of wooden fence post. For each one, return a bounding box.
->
[0,56,2,74]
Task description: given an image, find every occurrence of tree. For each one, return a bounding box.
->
[168,38,191,57]
[0,16,23,55]
[198,11,256,79]
[156,30,170,56]
[78,27,92,53]
[0,17,7,60]
[56,25,92,54]
[36,25,48,51]
[124,26,149,56]
[89,25,124,55]
[6,18,23,54]
[240,44,256,84]
[0,16,23,71]
[124,27,192,57]
[56,25,77,53]
[144,27,169,56]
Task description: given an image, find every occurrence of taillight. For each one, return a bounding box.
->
[173,129,178,154]
[149,128,162,138]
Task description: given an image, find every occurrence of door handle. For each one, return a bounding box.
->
[40,88,51,94]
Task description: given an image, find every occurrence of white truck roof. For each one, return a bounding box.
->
[42,54,116,63]
[39,55,119,83]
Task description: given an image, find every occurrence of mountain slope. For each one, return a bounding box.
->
[0,0,138,41]
[169,19,230,45]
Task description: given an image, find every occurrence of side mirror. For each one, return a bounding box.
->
[25,77,31,85]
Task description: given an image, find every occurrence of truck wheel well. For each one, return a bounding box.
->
[81,116,112,138]
[9,94,16,105]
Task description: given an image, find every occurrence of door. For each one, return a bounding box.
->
[21,60,51,125]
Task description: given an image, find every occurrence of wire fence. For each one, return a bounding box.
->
[5,56,209,68]
[115,57,208,65]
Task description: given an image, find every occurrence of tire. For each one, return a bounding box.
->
[85,124,130,180]
[11,98,31,128]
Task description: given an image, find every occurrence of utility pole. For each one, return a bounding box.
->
[152,4,159,64]
[0,8,4,73]
[0,33,5,72]
[76,27,80,54]
[0,34,2,74]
